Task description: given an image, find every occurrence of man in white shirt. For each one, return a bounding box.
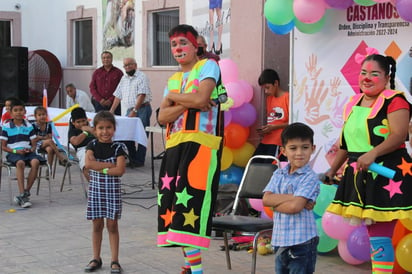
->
[110,58,152,168]
[65,83,95,113]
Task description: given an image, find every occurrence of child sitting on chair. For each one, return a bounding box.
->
[32,106,68,170]
[0,99,46,208]
[68,107,95,181]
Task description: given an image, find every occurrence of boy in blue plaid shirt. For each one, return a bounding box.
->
[263,122,319,274]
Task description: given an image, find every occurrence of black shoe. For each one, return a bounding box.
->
[84,258,102,272]
[111,261,122,274]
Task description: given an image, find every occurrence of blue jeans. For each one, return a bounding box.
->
[125,104,152,164]
[274,236,319,274]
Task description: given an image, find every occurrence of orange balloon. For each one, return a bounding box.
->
[263,206,273,219]
[393,220,408,247]
[400,219,412,231]
[224,123,250,149]
[393,259,407,274]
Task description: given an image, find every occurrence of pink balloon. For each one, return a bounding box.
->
[230,103,257,128]
[249,198,264,212]
[224,109,232,128]
[238,80,254,103]
[293,0,326,24]
[374,0,390,2]
[219,59,239,84]
[396,0,412,22]
[325,0,354,9]
[338,240,365,265]
[321,212,359,240]
[225,81,245,108]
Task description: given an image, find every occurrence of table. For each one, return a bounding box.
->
[25,107,147,148]
[145,126,165,189]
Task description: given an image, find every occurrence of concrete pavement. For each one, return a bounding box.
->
[0,157,373,274]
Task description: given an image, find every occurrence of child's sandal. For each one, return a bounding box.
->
[111,261,122,274]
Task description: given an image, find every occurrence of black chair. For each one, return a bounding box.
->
[212,155,278,274]
[58,119,87,199]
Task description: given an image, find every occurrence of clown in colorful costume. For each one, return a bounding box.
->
[157,57,223,250]
[327,89,412,222]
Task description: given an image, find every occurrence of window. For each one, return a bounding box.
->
[0,20,11,47]
[74,19,92,66]
[151,9,179,66]
[67,6,97,67]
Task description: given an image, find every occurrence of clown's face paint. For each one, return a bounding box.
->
[170,36,196,64]
[359,60,389,97]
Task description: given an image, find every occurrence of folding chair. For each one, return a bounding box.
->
[59,119,87,199]
[0,147,51,205]
[212,155,278,274]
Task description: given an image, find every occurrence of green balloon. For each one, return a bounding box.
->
[314,183,337,216]
[294,13,327,34]
[264,0,294,26]
[354,0,376,6]
[316,218,339,253]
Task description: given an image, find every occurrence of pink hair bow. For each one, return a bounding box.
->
[355,47,380,64]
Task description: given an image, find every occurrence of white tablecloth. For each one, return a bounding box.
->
[24,107,147,147]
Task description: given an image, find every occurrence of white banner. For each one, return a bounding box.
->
[291,3,412,173]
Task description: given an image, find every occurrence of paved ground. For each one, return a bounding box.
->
[0,156,373,274]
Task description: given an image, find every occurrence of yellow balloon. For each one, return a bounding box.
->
[232,142,255,167]
[396,233,412,272]
[400,219,412,231]
[220,146,233,171]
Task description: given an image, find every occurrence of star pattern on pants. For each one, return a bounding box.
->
[183,208,199,228]
[175,187,193,208]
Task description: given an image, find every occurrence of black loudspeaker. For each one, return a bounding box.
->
[0,46,29,103]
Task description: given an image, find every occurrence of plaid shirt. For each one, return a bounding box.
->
[263,163,320,247]
[113,70,151,116]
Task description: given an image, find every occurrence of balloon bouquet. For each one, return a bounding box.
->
[218,59,257,186]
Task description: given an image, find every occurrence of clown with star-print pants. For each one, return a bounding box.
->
[157,137,222,250]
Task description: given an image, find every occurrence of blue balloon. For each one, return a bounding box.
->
[219,165,244,185]
[267,20,295,35]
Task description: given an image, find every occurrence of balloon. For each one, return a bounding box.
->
[219,165,244,185]
[354,0,377,5]
[237,80,254,103]
[314,183,337,216]
[221,146,233,171]
[225,81,245,108]
[398,0,412,21]
[267,20,295,35]
[263,206,273,219]
[316,218,339,253]
[224,123,250,149]
[264,0,295,26]
[338,240,365,265]
[322,211,359,240]
[293,0,326,24]
[231,103,257,128]
[393,259,407,274]
[393,220,409,247]
[219,59,239,84]
[249,198,264,212]
[347,225,371,262]
[374,0,390,2]
[224,109,232,128]
[325,0,354,9]
[400,219,412,231]
[232,142,256,167]
[396,233,412,272]
[294,13,327,34]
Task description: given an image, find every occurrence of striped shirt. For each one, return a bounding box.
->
[0,119,36,150]
[263,163,320,247]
